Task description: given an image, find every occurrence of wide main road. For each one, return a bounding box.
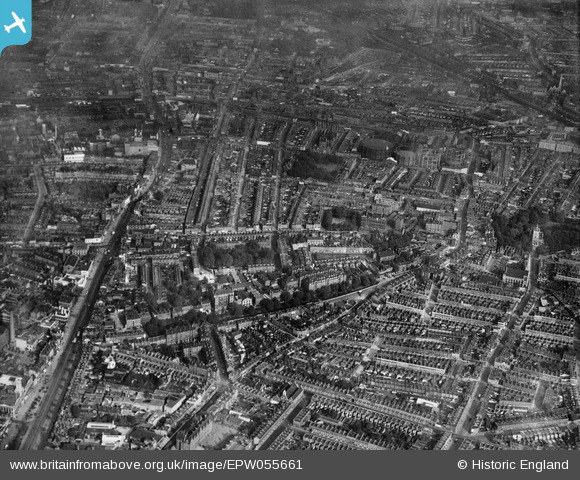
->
[19,251,105,449]
[19,133,168,449]
[22,165,47,245]
[18,223,132,449]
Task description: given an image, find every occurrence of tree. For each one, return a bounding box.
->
[260,298,275,312]
[287,150,343,182]
[289,297,300,308]
[171,294,184,309]
[216,252,233,268]
[198,247,215,269]
[70,404,82,418]
[227,303,244,317]
[246,240,260,254]
[361,274,371,287]
[321,209,333,229]
[281,290,292,303]
[143,318,163,337]
[318,286,332,299]
[293,290,304,304]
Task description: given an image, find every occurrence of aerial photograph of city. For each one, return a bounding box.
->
[0,0,579,454]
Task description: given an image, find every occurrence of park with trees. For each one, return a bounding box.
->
[321,206,362,231]
[492,205,580,253]
[286,150,344,182]
[198,240,274,270]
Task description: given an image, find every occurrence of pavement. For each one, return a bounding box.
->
[449,253,539,443]
[22,165,47,244]
[16,127,167,450]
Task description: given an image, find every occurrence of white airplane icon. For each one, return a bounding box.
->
[4,12,26,34]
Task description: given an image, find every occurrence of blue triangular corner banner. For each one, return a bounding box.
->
[1,0,32,56]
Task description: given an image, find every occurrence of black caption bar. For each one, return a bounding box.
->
[1,451,578,480]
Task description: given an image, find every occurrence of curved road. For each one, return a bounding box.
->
[22,165,47,245]
[19,132,168,450]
